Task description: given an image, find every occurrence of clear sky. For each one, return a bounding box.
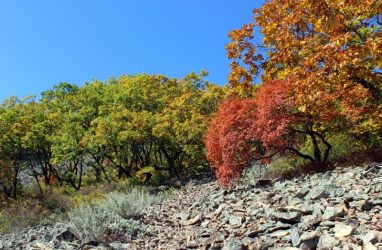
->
[0,0,265,101]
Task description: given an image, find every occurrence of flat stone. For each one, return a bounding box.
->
[268,222,291,233]
[317,234,339,249]
[186,241,199,248]
[290,228,300,247]
[270,230,289,238]
[306,185,331,200]
[272,212,302,224]
[109,243,132,250]
[334,223,355,238]
[295,187,310,199]
[298,214,322,230]
[361,232,377,245]
[229,215,244,226]
[322,206,344,220]
[186,214,202,226]
[363,242,377,250]
[300,231,320,242]
[174,212,190,221]
[222,239,243,250]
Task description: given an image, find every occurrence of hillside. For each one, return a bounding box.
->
[1,163,381,250]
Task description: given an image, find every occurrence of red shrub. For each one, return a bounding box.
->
[205,98,258,187]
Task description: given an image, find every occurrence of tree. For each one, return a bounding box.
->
[227,0,382,138]
[205,98,259,186]
[0,97,31,198]
[207,0,382,185]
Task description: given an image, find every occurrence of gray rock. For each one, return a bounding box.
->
[290,228,300,247]
[295,187,310,199]
[174,212,190,221]
[268,222,291,233]
[317,234,339,249]
[322,206,344,220]
[109,242,132,250]
[272,212,302,224]
[229,215,244,226]
[361,231,378,245]
[298,214,322,231]
[222,238,243,250]
[306,185,332,200]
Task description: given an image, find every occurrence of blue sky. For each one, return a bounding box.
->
[0,0,265,101]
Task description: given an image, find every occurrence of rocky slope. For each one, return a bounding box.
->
[1,163,382,250]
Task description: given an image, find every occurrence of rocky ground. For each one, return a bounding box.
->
[1,163,382,250]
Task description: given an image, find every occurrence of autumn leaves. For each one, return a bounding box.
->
[205,0,382,186]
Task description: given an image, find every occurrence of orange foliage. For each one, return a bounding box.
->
[226,0,382,136]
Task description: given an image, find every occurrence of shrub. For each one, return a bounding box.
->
[104,188,162,219]
[68,203,143,241]
[68,188,161,241]
[0,200,49,233]
[40,188,70,214]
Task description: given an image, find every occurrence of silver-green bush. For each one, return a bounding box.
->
[104,188,162,219]
[68,188,161,241]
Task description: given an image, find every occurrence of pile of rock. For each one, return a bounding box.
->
[135,163,382,250]
[1,163,381,249]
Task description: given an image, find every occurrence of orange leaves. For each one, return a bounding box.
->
[226,0,382,136]
[226,23,262,90]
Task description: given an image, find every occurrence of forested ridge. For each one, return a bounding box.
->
[0,0,381,249]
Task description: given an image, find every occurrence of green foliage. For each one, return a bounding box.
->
[327,133,366,161]
[0,72,226,201]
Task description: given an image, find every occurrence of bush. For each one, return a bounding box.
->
[104,189,161,219]
[40,188,71,214]
[68,203,143,241]
[0,200,49,233]
[68,187,161,241]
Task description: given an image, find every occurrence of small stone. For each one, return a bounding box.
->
[174,212,190,221]
[306,185,331,200]
[270,230,289,238]
[350,200,372,211]
[186,241,199,249]
[334,223,355,238]
[33,243,51,250]
[295,187,310,199]
[272,212,302,224]
[363,242,377,250]
[298,214,322,230]
[222,239,243,250]
[300,231,320,242]
[361,231,377,245]
[268,222,291,233]
[317,234,339,249]
[299,231,320,249]
[186,214,202,226]
[109,243,132,250]
[322,206,344,220]
[247,206,258,216]
[290,228,300,247]
[229,215,244,226]
[29,235,38,241]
